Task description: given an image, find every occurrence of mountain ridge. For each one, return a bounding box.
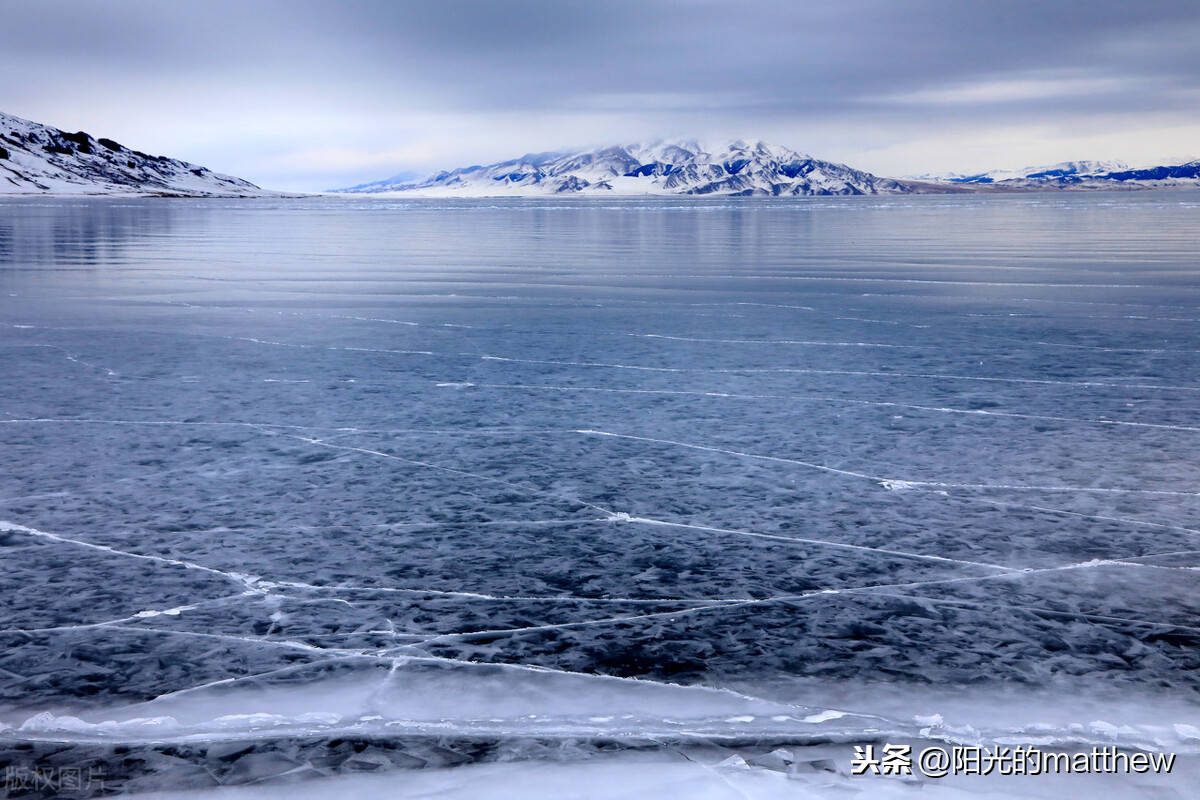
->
[332,140,957,197]
[912,158,1200,189]
[0,111,266,196]
[335,141,1200,197]
[4,111,1196,198]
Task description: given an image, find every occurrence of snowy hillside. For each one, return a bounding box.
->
[1091,159,1200,186]
[921,160,1129,184]
[915,158,1200,190]
[0,111,264,196]
[333,140,933,197]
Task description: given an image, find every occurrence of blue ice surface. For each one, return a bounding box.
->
[0,193,1197,791]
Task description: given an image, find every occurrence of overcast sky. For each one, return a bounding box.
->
[3,0,1199,191]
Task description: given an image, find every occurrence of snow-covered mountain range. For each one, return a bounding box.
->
[912,159,1200,190]
[0,111,264,196]
[333,140,948,197]
[6,109,1195,198]
[913,160,1128,184]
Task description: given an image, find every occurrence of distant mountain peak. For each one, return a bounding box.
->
[918,159,1130,185]
[330,139,920,197]
[912,158,1200,190]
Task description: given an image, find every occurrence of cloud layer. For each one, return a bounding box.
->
[4,0,1199,190]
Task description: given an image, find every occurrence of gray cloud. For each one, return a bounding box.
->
[3,0,1198,189]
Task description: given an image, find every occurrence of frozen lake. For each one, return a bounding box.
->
[1,193,1198,796]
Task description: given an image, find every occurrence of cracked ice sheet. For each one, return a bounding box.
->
[0,425,598,544]
[411,386,1200,499]
[9,659,847,740]
[103,518,980,601]
[459,355,1200,429]
[0,530,239,631]
[122,750,1200,800]
[317,428,1200,568]
[903,562,1200,640]
[2,431,1197,708]
[397,584,1200,694]
[3,196,1200,795]
[13,659,1198,757]
[0,514,994,708]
